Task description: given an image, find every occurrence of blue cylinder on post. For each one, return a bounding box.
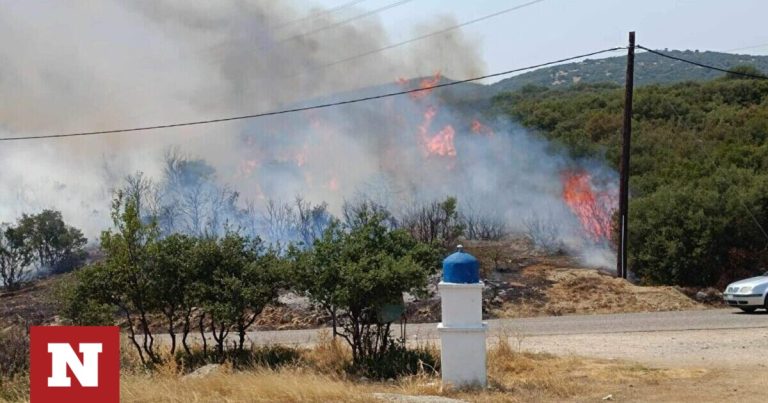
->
[442,245,479,284]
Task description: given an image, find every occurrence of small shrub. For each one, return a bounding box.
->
[175,345,304,372]
[0,326,29,379]
[0,326,30,402]
[250,345,304,369]
[349,340,439,380]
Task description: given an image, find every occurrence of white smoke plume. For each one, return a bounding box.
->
[0,1,616,267]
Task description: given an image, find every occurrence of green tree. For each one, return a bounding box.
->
[151,234,199,356]
[401,196,465,250]
[98,191,163,365]
[725,64,767,80]
[197,234,284,356]
[15,210,87,274]
[492,79,768,286]
[0,225,33,291]
[292,210,440,364]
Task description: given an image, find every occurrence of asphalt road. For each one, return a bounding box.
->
[246,308,768,346]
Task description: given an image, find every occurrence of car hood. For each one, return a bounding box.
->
[727,276,768,288]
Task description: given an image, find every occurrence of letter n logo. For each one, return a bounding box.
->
[30,326,120,403]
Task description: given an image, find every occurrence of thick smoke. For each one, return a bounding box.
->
[0,1,616,267]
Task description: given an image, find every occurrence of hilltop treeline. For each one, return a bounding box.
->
[488,50,768,93]
[493,71,768,286]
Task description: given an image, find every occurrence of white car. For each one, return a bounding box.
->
[723,272,768,313]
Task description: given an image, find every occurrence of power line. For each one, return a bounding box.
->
[275,0,415,44]
[313,0,545,72]
[724,42,768,53]
[0,46,625,142]
[202,0,414,64]
[636,45,768,80]
[273,0,370,31]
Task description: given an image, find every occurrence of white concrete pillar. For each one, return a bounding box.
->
[438,247,487,389]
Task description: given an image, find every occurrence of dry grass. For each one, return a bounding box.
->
[491,266,704,318]
[121,368,376,402]
[1,331,707,403]
[302,331,351,374]
[115,334,704,403]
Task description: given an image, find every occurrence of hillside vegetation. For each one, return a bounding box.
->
[493,72,768,287]
[490,50,768,93]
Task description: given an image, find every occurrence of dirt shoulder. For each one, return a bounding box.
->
[514,324,768,402]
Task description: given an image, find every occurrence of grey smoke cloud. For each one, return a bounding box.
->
[0,1,615,267]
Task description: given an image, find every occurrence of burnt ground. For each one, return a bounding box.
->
[0,275,65,329]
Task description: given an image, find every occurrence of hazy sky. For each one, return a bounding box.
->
[312,0,768,82]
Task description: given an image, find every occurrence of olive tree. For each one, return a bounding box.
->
[291,207,440,363]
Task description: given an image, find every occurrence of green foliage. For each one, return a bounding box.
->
[401,196,465,250]
[0,225,33,291]
[0,210,86,290]
[15,210,87,274]
[493,79,768,286]
[290,206,440,363]
[62,188,285,366]
[725,64,767,80]
[491,50,768,92]
[197,233,284,355]
[350,340,439,380]
[57,265,116,326]
[175,345,303,372]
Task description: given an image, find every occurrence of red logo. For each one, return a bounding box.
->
[30,326,120,403]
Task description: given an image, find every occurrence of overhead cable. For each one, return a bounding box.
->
[637,45,768,80]
[0,46,625,142]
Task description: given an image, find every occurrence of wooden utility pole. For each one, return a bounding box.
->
[617,32,635,279]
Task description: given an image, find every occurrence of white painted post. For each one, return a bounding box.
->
[438,246,487,389]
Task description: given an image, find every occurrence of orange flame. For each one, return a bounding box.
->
[328,176,339,191]
[471,119,494,137]
[425,126,456,157]
[418,106,456,157]
[398,72,442,100]
[561,170,616,242]
[239,159,259,176]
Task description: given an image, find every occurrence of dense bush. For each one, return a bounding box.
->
[290,203,441,364]
[350,340,439,380]
[62,191,285,366]
[63,191,442,374]
[493,74,768,285]
[0,210,86,290]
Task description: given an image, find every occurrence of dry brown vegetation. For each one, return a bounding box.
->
[116,336,707,403]
[463,240,706,319]
[489,265,703,318]
[0,331,708,403]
